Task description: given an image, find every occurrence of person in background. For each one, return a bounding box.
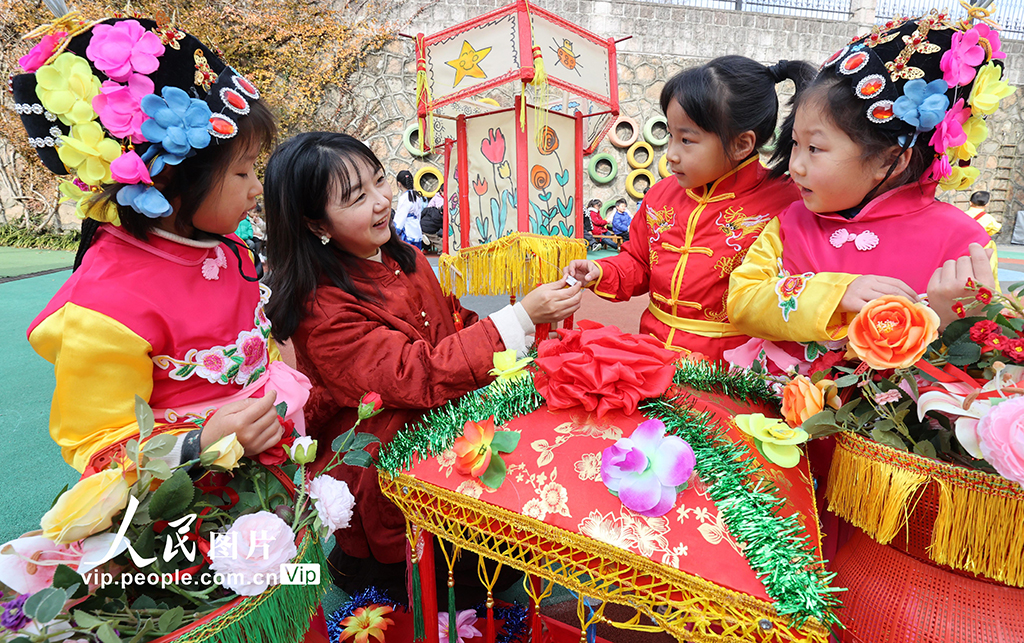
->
[610,198,632,241]
[393,169,424,249]
[967,191,1002,237]
[585,199,618,250]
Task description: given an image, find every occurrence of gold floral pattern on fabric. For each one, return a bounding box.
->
[574,452,602,481]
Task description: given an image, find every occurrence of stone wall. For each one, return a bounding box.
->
[339,0,1024,237]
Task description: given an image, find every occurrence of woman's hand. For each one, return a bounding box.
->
[201,390,283,456]
[563,260,600,286]
[927,243,996,328]
[521,278,584,324]
[839,275,919,313]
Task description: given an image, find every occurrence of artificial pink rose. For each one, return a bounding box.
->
[85,20,165,82]
[976,396,1024,487]
[929,99,969,154]
[19,32,66,72]
[110,150,152,185]
[208,511,297,596]
[940,28,985,87]
[92,74,153,142]
[307,475,356,535]
[973,23,1006,61]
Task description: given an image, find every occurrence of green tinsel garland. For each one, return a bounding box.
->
[673,359,780,406]
[377,369,839,629]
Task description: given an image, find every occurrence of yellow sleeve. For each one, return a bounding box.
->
[29,303,189,472]
[727,217,858,343]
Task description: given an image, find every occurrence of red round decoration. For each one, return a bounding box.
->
[867,100,895,123]
[210,114,237,138]
[822,46,848,69]
[224,89,247,111]
[234,75,258,97]
[840,51,869,75]
[856,74,885,99]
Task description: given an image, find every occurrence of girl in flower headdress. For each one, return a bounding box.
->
[13,14,311,475]
[727,11,1013,359]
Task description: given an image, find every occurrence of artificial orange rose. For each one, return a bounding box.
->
[847,295,940,370]
[781,375,841,427]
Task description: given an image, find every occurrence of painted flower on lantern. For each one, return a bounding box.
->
[734,413,808,469]
[489,349,533,382]
[497,161,511,179]
[537,125,559,155]
[19,31,67,73]
[969,63,1015,115]
[92,74,154,143]
[58,121,121,186]
[481,127,506,165]
[893,78,950,132]
[35,53,101,127]
[949,115,988,162]
[531,164,551,191]
[85,19,165,82]
[452,416,520,488]
[140,86,213,160]
[939,27,985,87]
[600,419,695,517]
[339,605,394,643]
[929,99,969,154]
[472,175,488,196]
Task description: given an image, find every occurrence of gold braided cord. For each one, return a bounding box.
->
[381,473,829,643]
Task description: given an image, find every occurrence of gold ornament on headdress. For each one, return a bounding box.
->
[958,0,1002,29]
[883,10,951,81]
[21,10,101,67]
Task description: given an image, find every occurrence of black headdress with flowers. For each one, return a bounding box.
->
[10,11,261,222]
[817,6,1014,191]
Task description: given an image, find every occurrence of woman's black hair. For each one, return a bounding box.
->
[660,56,815,158]
[263,132,418,342]
[768,74,933,191]
[73,99,277,270]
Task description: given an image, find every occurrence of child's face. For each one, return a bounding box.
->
[788,101,893,213]
[664,100,736,190]
[321,161,393,258]
[615,203,627,212]
[191,148,263,235]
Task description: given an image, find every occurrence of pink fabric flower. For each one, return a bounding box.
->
[974,23,1006,61]
[110,151,152,185]
[0,533,126,595]
[601,419,695,517]
[85,20,165,82]
[940,28,985,87]
[307,475,355,535]
[92,74,153,143]
[929,99,970,154]
[976,396,1024,487]
[19,32,66,72]
[873,389,902,405]
[438,610,483,643]
[926,155,953,182]
[208,511,297,596]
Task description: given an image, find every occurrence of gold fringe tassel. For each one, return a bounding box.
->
[439,232,586,297]
[827,434,1024,587]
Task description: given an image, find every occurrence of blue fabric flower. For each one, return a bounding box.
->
[140,86,212,158]
[117,183,173,218]
[893,79,950,132]
[141,144,187,178]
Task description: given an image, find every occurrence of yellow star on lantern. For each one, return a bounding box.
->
[446,40,491,87]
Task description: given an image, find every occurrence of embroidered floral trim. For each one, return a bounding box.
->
[153,284,273,386]
[202,245,228,280]
[775,261,814,323]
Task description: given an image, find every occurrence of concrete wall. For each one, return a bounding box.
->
[337,0,1024,236]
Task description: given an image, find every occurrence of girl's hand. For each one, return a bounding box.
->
[839,275,919,313]
[563,260,600,286]
[927,243,996,328]
[521,278,584,324]
[201,390,283,457]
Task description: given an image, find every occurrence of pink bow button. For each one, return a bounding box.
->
[829,228,879,251]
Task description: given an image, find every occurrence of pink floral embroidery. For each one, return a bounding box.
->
[940,28,985,87]
[775,269,813,323]
[202,246,228,280]
[85,20,165,82]
[829,228,879,251]
[238,329,269,379]
[19,32,66,72]
[92,74,153,143]
[929,98,969,154]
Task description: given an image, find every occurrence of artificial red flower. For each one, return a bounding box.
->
[453,417,496,477]
[257,434,295,466]
[952,302,966,318]
[1003,338,1024,363]
[808,350,846,378]
[976,287,994,304]
[970,319,1001,344]
[357,392,383,420]
[983,333,1008,353]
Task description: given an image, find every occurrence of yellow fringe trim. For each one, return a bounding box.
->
[826,433,1024,587]
[381,472,829,643]
[439,232,586,297]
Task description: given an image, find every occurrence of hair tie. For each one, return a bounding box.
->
[767,60,790,84]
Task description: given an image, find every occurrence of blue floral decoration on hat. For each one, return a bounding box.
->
[892,79,950,132]
[117,183,173,218]
[140,86,212,161]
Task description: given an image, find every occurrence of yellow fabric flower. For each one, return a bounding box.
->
[40,468,130,544]
[58,180,120,225]
[203,433,244,471]
[489,349,533,382]
[35,52,101,126]
[734,413,808,468]
[948,115,988,162]
[939,163,980,191]
[58,121,122,185]
[968,63,1015,116]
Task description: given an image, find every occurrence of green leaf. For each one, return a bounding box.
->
[135,395,154,441]
[23,586,65,623]
[351,433,381,451]
[874,418,896,432]
[143,434,177,458]
[946,339,982,366]
[53,564,88,599]
[158,606,185,633]
[199,449,221,467]
[331,429,355,453]
[833,374,860,388]
[141,458,172,480]
[996,314,1024,333]
[489,430,520,453]
[913,440,937,459]
[870,428,906,451]
[275,402,288,418]
[941,316,983,347]
[809,370,825,384]
[801,410,842,438]
[72,610,106,629]
[149,469,195,521]
[134,522,156,559]
[125,439,140,465]
[342,450,375,468]
[1007,281,1024,295]
[49,483,68,510]
[173,364,196,379]
[131,595,158,610]
[479,453,507,489]
[835,399,862,424]
[97,622,122,643]
[225,363,240,381]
